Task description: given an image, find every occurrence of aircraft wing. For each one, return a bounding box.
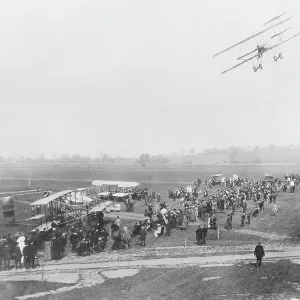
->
[270,28,290,39]
[267,32,300,51]
[264,12,287,25]
[213,16,293,58]
[221,53,259,74]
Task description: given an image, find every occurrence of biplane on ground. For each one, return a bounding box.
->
[28,180,144,231]
[213,13,300,74]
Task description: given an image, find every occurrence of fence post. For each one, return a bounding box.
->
[217,228,220,240]
[184,238,187,247]
[42,265,44,282]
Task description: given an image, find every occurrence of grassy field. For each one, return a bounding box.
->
[0,164,299,246]
[1,163,300,183]
[35,260,300,300]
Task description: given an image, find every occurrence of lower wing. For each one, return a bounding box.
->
[222,53,259,74]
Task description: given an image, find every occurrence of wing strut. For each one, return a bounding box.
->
[268,32,300,51]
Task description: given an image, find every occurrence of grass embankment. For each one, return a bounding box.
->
[38,260,300,300]
[0,281,74,300]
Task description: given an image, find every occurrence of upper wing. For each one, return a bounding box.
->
[264,12,287,25]
[268,31,300,51]
[270,28,290,39]
[222,53,259,74]
[213,16,293,58]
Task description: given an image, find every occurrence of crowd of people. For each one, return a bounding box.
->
[0,172,298,271]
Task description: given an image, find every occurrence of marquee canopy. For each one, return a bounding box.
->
[70,192,93,203]
[92,180,139,188]
[211,174,223,178]
[98,192,110,196]
[113,192,128,197]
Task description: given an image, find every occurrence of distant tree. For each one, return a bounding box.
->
[180,149,186,156]
[190,148,195,155]
[139,153,151,164]
[151,155,169,164]
[36,153,46,162]
[60,154,70,163]
[101,153,109,162]
[268,144,277,152]
[253,157,262,164]
[228,147,239,163]
[70,154,83,163]
[101,153,115,163]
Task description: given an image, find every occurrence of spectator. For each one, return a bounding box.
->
[202,225,208,244]
[44,237,52,261]
[14,244,22,269]
[227,214,232,230]
[273,203,278,216]
[254,242,265,267]
[115,216,121,227]
[2,241,10,270]
[196,225,203,245]
[139,226,146,246]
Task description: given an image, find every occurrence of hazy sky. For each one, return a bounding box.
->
[1,0,300,157]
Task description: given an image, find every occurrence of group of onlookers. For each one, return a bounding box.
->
[0,234,37,271]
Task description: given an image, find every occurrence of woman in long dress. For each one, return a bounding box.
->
[44,238,52,261]
[190,207,196,222]
[181,215,188,230]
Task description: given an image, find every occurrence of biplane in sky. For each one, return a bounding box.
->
[213,13,300,74]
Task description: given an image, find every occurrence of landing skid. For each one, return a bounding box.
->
[253,64,263,72]
[274,53,283,61]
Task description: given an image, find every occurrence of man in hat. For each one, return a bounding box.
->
[227,214,232,230]
[273,203,278,216]
[139,226,146,246]
[115,216,121,227]
[247,211,251,224]
[241,213,246,227]
[254,242,265,267]
[196,225,203,245]
[202,224,208,244]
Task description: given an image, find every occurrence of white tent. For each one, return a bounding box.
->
[98,192,110,196]
[70,193,93,203]
[92,180,139,189]
[113,192,128,197]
